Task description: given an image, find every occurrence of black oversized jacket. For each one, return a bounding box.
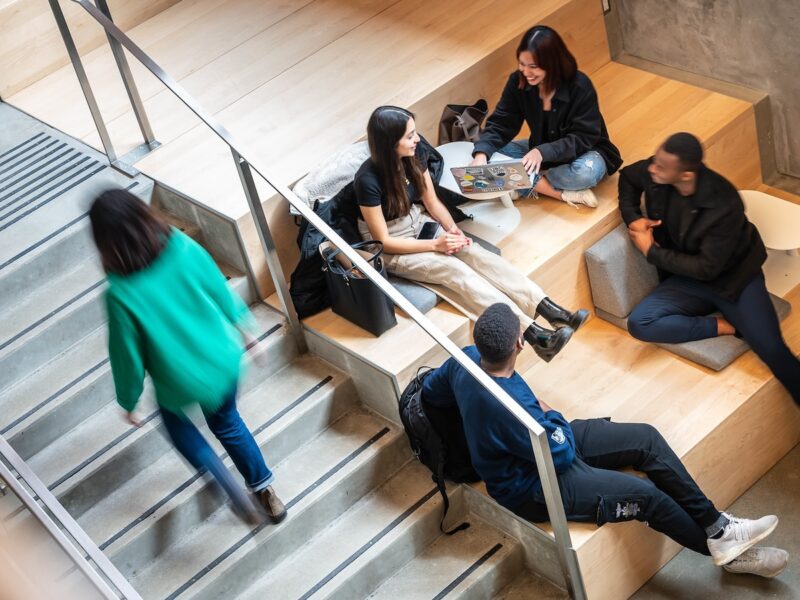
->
[473,70,622,174]
[618,158,766,300]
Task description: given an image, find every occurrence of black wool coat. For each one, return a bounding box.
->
[473,70,622,174]
[618,158,767,300]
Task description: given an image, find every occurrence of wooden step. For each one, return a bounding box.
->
[490,286,800,600]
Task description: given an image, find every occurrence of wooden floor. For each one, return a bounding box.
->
[8,0,800,598]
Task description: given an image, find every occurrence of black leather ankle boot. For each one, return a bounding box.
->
[535,297,589,331]
[523,322,574,362]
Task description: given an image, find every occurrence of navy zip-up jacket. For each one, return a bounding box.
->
[421,346,575,511]
[473,70,622,174]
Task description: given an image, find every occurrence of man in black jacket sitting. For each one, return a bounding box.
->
[619,132,799,404]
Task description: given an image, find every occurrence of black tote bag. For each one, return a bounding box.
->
[321,240,397,337]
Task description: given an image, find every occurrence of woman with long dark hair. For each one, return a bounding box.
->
[471,25,622,207]
[89,189,286,524]
[355,106,589,362]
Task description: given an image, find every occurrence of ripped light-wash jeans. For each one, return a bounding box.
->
[359,204,546,326]
[498,140,607,191]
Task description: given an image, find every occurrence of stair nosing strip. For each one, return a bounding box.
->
[0,144,77,204]
[0,138,64,184]
[45,322,286,492]
[165,426,392,600]
[99,372,332,551]
[0,133,52,173]
[431,542,504,600]
[0,180,139,273]
[0,162,106,232]
[297,486,439,600]
[0,131,47,166]
[0,278,105,353]
[0,357,109,436]
[0,155,91,220]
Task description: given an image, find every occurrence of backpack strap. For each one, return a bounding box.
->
[434,448,470,536]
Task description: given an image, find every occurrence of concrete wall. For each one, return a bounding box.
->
[610,0,800,179]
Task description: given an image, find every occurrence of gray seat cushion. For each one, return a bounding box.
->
[585,224,659,319]
[586,224,793,371]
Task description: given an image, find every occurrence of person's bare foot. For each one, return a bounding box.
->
[716,317,736,336]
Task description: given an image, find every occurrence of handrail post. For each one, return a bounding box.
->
[49,0,118,163]
[231,150,308,354]
[93,0,157,148]
[529,430,587,599]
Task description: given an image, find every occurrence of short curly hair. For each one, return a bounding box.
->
[474,303,520,364]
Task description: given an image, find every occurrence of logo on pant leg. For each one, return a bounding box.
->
[615,501,641,520]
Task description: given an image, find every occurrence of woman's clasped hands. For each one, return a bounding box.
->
[434,225,472,255]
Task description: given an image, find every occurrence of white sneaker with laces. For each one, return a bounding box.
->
[723,547,789,578]
[560,189,598,208]
[707,513,779,566]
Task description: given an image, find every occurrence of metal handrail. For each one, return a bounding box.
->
[60,2,586,596]
[0,436,142,600]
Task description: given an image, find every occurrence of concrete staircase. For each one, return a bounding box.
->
[0,102,564,599]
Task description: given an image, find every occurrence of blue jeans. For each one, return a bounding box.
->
[497,140,607,190]
[160,387,274,501]
[628,273,800,403]
[512,418,721,555]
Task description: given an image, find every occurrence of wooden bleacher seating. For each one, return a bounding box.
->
[4,0,798,597]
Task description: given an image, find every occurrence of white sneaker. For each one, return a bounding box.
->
[707,513,779,566]
[723,547,789,578]
[560,189,598,208]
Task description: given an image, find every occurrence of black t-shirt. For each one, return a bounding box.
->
[354,159,421,221]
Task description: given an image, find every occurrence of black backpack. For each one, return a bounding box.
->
[399,368,480,535]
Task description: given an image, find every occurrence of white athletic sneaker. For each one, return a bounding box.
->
[560,189,598,208]
[723,547,789,578]
[707,513,779,566]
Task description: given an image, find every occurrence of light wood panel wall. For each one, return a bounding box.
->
[0,0,179,98]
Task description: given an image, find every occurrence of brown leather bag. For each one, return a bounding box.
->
[437,99,488,145]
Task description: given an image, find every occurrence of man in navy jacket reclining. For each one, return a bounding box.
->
[421,303,788,577]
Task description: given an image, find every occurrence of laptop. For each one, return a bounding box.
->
[449,161,532,195]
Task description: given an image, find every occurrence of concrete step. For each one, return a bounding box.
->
[1,299,278,460]
[0,256,104,349]
[0,281,105,392]
[493,571,569,599]
[235,461,446,600]
[78,355,356,566]
[124,408,409,599]
[0,177,151,309]
[367,518,523,600]
[21,304,288,510]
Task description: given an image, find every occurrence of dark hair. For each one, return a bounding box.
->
[474,303,521,364]
[89,188,171,275]
[516,25,577,93]
[662,132,704,173]
[366,106,427,221]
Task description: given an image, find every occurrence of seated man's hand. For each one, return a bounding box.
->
[629,226,656,256]
[628,217,661,232]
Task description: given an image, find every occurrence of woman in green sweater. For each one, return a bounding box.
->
[90,189,285,524]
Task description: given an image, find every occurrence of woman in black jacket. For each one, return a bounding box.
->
[471,26,622,208]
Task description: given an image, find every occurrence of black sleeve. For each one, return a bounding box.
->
[473,74,525,158]
[353,167,383,208]
[618,159,652,225]
[537,76,603,164]
[647,194,746,280]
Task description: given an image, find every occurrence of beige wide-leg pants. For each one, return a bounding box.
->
[359,204,545,327]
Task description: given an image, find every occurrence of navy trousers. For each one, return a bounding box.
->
[160,387,273,510]
[628,273,800,404]
[513,419,720,555]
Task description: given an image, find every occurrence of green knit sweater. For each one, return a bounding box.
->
[105,229,252,414]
